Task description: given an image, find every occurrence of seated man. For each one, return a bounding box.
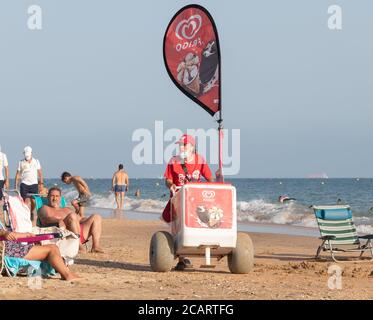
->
[37,187,104,253]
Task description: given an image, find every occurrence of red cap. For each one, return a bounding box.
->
[175,134,195,146]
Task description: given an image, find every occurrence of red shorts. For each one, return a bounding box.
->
[79,223,87,244]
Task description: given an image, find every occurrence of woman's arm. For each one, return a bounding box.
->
[0,231,33,241]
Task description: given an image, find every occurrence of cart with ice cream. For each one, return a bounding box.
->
[154,5,255,273]
[149,182,254,273]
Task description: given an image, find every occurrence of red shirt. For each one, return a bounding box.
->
[164,153,213,186]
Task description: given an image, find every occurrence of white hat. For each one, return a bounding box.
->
[23,146,33,156]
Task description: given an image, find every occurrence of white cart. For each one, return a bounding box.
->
[149,183,254,273]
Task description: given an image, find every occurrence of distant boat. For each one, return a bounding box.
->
[307,173,329,179]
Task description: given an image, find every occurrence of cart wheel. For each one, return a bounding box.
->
[228,232,254,274]
[149,231,175,272]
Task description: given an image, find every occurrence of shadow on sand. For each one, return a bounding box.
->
[255,253,318,262]
[75,259,152,272]
[255,252,373,263]
[75,259,232,274]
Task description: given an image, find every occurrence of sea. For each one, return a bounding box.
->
[32,178,373,236]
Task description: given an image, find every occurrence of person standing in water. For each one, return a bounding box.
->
[61,172,91,218]
[134,189,141,198]
[112,164,129,210]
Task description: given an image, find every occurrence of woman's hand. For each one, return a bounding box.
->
[4,232,18,241]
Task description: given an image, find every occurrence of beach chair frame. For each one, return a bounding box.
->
[0,191,63,276]
[313,205,373,263]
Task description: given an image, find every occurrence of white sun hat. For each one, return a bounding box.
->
[23,146,33,156]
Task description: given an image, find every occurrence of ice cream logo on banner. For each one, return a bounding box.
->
[163,4,221,116]
[175,15,202,40]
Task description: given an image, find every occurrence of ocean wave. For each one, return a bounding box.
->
[63,190,167,213]
[237,199,373,233]
[237,199,316,227]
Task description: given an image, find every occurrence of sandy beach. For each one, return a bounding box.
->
[2,216,373,300]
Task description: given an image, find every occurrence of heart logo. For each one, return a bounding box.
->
[202,190,215,199]
[175,15,202,40]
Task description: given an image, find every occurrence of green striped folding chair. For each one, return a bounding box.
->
[313,205,373,262]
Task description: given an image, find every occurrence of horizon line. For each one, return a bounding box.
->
[27,177,371,180]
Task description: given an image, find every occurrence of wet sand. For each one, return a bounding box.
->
[2,217,373,300]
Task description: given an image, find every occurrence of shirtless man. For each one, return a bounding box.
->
[38,187,104,253]
[61,171,91,218]
[111,164,129,210]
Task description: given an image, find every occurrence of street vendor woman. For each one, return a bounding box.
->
[163,133,221,270]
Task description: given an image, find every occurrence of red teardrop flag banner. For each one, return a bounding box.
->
[163,4,221,117]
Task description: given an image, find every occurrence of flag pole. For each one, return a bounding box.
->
[218,103,224,182]
[218,120,224,182]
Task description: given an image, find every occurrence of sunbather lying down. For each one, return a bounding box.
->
[0,230,83,282]
[37,187,104,253]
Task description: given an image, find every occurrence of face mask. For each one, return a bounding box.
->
[180,151,189,159]
[25,155,31,161]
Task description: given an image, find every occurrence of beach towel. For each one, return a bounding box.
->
[8,194,32,233]
[4,256,55,277]
[33,226,79,265]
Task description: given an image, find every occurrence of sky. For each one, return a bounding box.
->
[0,0,372,178]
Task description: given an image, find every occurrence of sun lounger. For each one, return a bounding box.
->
[1,191,78,276]
[0,218,57,277]
[0,218,58,277]
[0,191,63,277]
[312,205,373,262]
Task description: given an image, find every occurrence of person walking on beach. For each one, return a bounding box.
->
[163,134,221,271]
[0,146,9,201]
[112,164,129,210]
[14,146,44,209]
[61,172,91,218]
